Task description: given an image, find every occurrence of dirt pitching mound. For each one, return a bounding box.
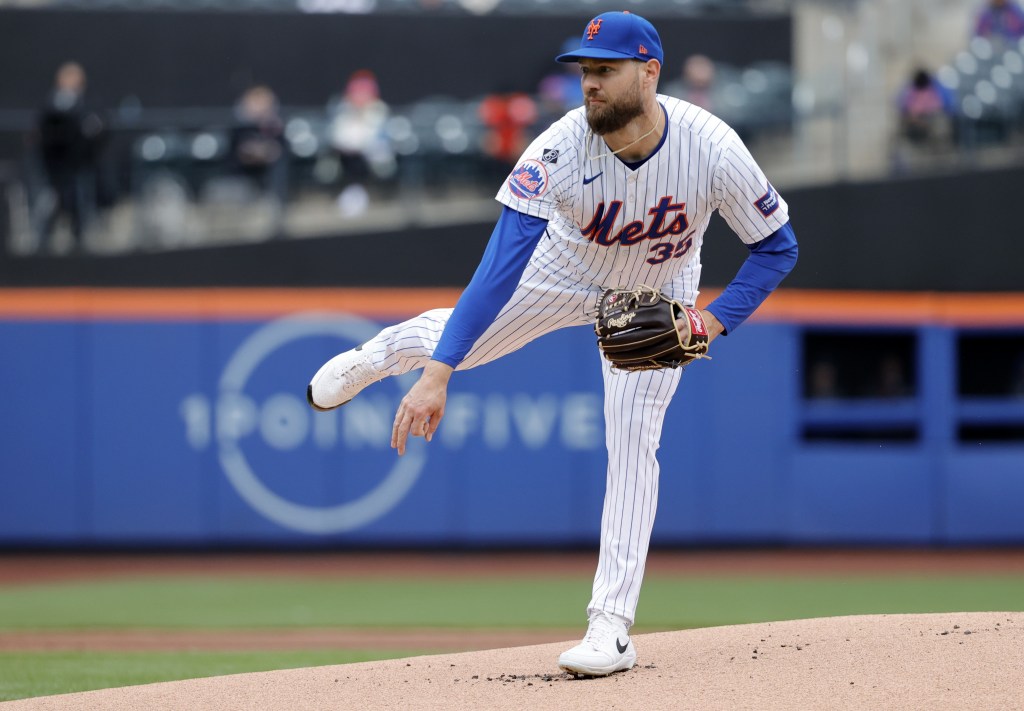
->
[6,613,1022,711]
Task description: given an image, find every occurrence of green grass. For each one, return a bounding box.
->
[2,572,1023,701]
[1,574,1023,631]
[0,650,412,702]
[636,575,1024,629]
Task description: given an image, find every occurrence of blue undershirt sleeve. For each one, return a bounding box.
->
[432,206,549,367]
[705,221,799,335]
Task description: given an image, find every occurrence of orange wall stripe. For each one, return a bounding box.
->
[0,288,1022,326]
[734,290,1024,327]
[0,288,464,320]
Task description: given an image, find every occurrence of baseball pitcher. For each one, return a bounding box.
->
[308,11,798,677]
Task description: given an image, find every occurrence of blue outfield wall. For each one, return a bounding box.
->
[1,309,1022,547]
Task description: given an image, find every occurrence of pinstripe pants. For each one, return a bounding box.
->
[363,260,686,627]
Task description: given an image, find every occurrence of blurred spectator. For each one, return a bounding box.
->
[873,354,913,399]
[325,69,395,217]
[808,359,841,399]
[230,85,288,220]
[896,67,956,146]
[973,0,1024,43]
[667,54,718,111]
[35,61,105,254]
[478,90,537,179]
[536,38,584,123]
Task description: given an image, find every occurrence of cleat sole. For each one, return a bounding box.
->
[307,384,351,412]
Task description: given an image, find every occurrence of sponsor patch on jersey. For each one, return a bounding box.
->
[754,182,780,218]
[541,148,559,164]
[508,159,549,200]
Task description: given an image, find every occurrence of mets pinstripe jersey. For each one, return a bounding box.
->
[496,94,790,302]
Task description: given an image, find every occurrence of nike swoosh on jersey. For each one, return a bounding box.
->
[583,172,603,185]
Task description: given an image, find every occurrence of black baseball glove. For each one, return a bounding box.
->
[595,286,711,372]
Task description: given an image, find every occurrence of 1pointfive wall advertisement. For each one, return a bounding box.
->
[2,289,1024,547]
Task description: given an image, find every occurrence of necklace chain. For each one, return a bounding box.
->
[587,110,661,161]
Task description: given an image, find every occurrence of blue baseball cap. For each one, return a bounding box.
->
[555,11,664,64]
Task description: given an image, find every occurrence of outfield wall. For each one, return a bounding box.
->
[1,288,1022,547]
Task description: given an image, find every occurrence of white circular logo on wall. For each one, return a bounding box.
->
[217,312,424,534]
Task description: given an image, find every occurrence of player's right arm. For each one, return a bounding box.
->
[391,206,548,455]
[392,119,573,456]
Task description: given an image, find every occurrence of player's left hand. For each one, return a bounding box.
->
[391,361,454,456]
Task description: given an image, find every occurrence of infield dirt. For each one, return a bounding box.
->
[4,612,1021,710]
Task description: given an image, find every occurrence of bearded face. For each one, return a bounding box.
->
[585,70,645,135]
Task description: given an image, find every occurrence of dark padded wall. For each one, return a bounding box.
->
[0,10,793,109]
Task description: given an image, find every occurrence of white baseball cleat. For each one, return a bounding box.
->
[307,345,385,411]
[558,610,637,677]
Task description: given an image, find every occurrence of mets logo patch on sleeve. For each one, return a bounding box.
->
[754,182,780,218]
[508,159,549,200]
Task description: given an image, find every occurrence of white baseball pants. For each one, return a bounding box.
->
[361,260,687,626]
